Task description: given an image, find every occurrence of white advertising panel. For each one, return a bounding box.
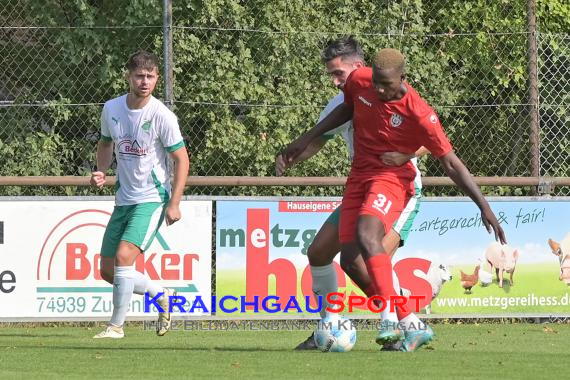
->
[0,199,212,320]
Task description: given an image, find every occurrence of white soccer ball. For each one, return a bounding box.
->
[314,315,357,352]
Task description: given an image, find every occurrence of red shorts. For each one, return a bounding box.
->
[339,172,415,244]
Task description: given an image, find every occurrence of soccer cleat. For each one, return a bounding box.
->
[381,340,404,351]
[156,288,176,336]
[400,325,434,352]
[375,322,404,346]
[294,332,318,350]
[93,325,124,339]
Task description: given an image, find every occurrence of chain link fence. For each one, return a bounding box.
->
[539,33,570,183]
[0,0,568,196]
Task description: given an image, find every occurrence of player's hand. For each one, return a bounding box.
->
[380,152,414,166]
[90,171,106,188]
[282,134,311,164]
[165,204,181,226]
[275,153,288,176]
[481,207,507,244]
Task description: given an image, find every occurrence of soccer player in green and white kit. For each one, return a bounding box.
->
[276,37,429,351]
[90,51,189,339]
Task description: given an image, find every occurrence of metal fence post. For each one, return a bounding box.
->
[163,0,174,109]
[527,0,540,189]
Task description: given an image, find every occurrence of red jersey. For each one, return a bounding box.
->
[343,67,453,176]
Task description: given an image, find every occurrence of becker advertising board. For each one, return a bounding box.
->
[0,199,212,320]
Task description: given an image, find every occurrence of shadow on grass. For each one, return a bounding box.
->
[0,344,301,352]
[0,333,73,338]
[481,279,513,294]
[502,282,512,293]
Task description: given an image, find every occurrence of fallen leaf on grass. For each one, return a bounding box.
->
[543,326,557,334]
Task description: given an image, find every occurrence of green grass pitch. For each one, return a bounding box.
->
[1,323,569,379]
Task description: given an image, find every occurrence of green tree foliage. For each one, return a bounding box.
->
[1,0,163,195]
[1,0,568,196]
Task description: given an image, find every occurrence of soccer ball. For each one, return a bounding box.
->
[314,314,357,352]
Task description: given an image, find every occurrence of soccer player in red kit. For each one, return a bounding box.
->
[283,48,506,352]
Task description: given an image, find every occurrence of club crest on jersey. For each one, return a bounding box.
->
[429,114,438,124]
[141,120,152,132]
[390,113,403,127]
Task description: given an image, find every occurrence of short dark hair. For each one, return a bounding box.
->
[322,36,364,64]
[125,50,160,72]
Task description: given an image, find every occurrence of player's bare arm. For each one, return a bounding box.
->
[438,151,507,244]
[165,146,190,226]
[283,102,353,164]
[90,139,113,188]
[381,146,430,166]
[276,137,327,176]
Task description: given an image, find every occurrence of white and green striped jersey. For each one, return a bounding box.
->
[320,92,422,195]
[100,95,185,206]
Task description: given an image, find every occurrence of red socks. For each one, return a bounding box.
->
[365,254,397,298]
